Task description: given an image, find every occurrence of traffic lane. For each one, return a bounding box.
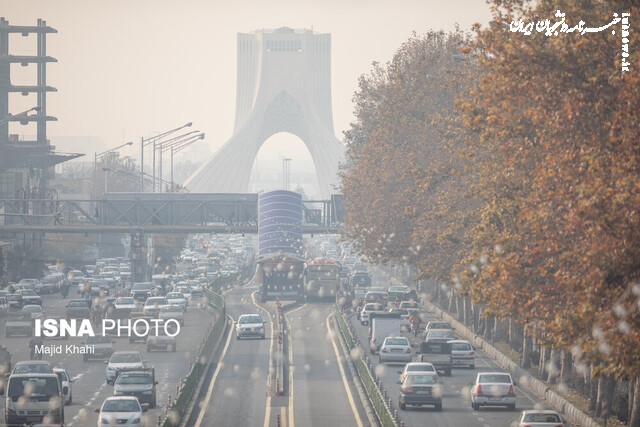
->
[0,304,215,427]
[286,303,367,427]
[194,284,272,427]
[348,309,536,427]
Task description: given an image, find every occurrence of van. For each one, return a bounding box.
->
[369,313,402,354]
[1,372,66,426]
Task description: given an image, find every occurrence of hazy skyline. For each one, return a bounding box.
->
[4,1,493,195]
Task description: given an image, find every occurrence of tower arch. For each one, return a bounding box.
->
[184,27,344,198]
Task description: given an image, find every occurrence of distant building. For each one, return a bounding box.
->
[185,27,344,198]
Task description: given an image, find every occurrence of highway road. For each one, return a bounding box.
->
[0,288,217,427]
[1,281,573,427]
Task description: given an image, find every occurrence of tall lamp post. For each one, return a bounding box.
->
[93,141,134,204]
[168,133,205,190]
[154,130,201,192]
[140,122,192,192]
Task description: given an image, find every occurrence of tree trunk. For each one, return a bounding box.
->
[522,334,532,369]
[588,365,598,412]
[629,377,640,427]
[463,294,472,326]
[561,349,572,384]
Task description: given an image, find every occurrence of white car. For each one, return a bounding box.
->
[397,362,438,384]
[470,371,517,411]
[360,302,386,326]
[114,297,138,311]
[54,367,74,405]
[105,351,146,384]
[96,396,147,427]
[379,336,413,364]
[514,409,566,426]
[164,292,187,311]
[235,314,266,340]
[142,297,169,317]
[448,339,475,368]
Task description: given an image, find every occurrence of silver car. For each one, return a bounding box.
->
[470,371,517,411]
[105,351,146,384]
[448,339,475,368]
[378,336,412,364]
[235,314,266,340]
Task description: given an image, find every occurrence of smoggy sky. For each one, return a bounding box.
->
[4,0,492,167]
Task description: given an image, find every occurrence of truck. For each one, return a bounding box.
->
[1,372,66,426]
[417,341,453,376]
[369,313,403,354]
[257,253,306,302]
[256,190,306,302]
[5,312,33,337]
[304,258,340,301]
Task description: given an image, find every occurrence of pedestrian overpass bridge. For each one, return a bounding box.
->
[0,192,344,235]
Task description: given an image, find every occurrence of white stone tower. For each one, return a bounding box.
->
[184,27,344,198]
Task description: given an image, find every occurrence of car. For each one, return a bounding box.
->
[66,299,92,319]
[83,334,116,361]
[142,297,169,317]
[174,285,192,303]
[399,371,443,410]
[105,351,146,384]
[448,339,475,368]
[164,292,187,311]
[397,362,438,384]
[113,368,157,408]
[15,289,42,306]
[360,302,386,326]
[387,285,409,300]
[114,296,138,311]
[54,367,74,405]
[425,321,453,332]
[95,396,147,427]
[19,278,43,294]
[158,305,184,325]
[235,313,266,340]
[21,304,43,319]
[130,282,157,302]
[424,329,456,344]
[378,336,413,364]
[12,360,53,374]
[362,290,389,305]
[398,300,421,314]
[349,271,372,288]
[470,371,517,411]
[5,293,23,310]
[146,324,178,352]
[513,409,565,426]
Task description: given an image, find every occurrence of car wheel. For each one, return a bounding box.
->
[150,399,156,409]
[261,334,265,339]
[400,402,406,410]
[5,331,10,338]
[470,364,475,369]
[472,403,480,410]
[435,403,442,411]
[508,404,516,411]
[236,335,240,340]
[68,393,72,405]
[445,369,451,376]
[146,346,151,352]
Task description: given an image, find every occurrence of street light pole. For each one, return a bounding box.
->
[168,133,205,190]
[102,167,110,194]
[93,141,133,205]
[154,130,201,192]
[140,122,193,192]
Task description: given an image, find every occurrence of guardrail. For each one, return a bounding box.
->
[159,289,225,427]
[335,305,399,427]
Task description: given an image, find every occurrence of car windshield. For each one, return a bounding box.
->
[111,353,142,363]
[116,298,134,304]
[8,377,60,399]
[451,342,472,351]
[102,399,141,412]
[478,374,512,383]
[407,364,434,373]
[240,315,262,324]
[23,305,41,312]
[523,413,561,423]
[385,338,408,346]
[69,301,88,307]
[117,374,151,384]
[166,293,183,299]
[405,374,436,385]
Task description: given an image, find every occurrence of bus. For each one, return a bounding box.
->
[304,258,340,302]
[257,253,306,303]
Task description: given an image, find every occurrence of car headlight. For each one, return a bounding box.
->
[101,418,110,424]
[132,417,141,424]
[106,366,115,371]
